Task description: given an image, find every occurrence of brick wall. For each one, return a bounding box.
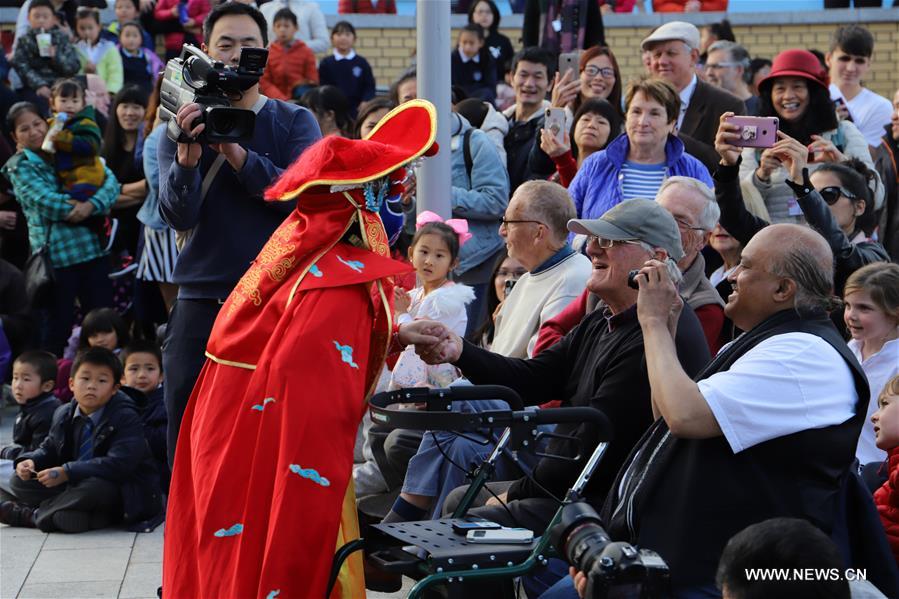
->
[347,19,899,98]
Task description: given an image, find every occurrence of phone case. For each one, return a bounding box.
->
[466,528,534,544]
[558,52,580,77]
[725,116,779,148]
[545,108,566,145]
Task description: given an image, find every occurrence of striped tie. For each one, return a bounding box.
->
[77,418,94,462]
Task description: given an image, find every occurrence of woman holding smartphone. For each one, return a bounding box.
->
[739,48,882,224]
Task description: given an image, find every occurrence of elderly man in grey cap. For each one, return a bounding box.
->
[397,199,711,554]
[643,21,745,167]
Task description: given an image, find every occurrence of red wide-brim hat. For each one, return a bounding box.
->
[757,48,829,94]
[266,99,438,202]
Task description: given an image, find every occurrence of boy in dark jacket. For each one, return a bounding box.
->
[0,352,60,495]
[0,347,161,533]
[120,340,169,493]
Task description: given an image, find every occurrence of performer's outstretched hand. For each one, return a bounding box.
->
[398,320,462,364]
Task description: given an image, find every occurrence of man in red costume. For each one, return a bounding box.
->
[162,100,438,598]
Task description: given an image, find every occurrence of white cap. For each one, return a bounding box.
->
[641,21,701,51]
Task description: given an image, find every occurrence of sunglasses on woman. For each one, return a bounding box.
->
[819,186,857,206]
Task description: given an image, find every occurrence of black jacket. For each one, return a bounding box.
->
[681,80,746,161]
[715,160,890,296]
[121,385,170,493]
[873,127,898,262]
[0,392,59,461]
[455,302,709,506]
[505,109,545,193]
[0,258,31,356]
[16,392,162,523]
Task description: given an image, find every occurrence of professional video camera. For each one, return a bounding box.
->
[550,501,671,599]
[159,44,268,144]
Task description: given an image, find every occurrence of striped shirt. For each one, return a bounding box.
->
[620,161,666,201]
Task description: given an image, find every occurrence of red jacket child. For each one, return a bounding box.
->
[875,448,899,563]
[154,0,211,56]
[259,39,318,101]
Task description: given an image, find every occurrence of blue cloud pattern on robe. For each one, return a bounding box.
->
[333,341,359,369]
[265,591,280,599]
[336,255,364,273]
[251,397,276,411]
[309,264,323,278]
[213,523,244,537]
[289,464,331,487]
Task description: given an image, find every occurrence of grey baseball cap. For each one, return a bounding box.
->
[641,21,701,51]
[568,198,685,261]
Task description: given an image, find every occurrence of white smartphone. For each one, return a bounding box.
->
[466,528,534,544]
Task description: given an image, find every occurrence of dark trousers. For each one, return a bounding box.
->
[9,474,122,532]
[162,298,221,467]
[45,257,113,355]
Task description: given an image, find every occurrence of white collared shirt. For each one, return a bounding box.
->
[849,336,899,465]
[333,49,356,61]
[677,74,698,131]
[458,48,480,64]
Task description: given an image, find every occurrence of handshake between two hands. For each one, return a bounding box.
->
[397,321,463,364]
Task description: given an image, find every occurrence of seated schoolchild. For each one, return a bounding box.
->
[121,340,169,493]
[0,352,61,495]
[0,347,161,533]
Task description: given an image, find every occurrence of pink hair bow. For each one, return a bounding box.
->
[416,211,473,247]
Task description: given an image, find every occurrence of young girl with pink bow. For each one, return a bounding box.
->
[388,211,475,389]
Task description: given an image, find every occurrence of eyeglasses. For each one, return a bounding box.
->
[587,236,641,249]
[819,186,858,205]
[704,62,739,70]
[673,216,705,232]
[583,65,615,79]
[501,217,545,228]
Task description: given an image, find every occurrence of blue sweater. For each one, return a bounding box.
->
[318,54,376,116]
[158,97,322,300]
[568,133,714,220]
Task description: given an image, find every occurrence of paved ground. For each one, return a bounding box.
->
[0,403,413,598]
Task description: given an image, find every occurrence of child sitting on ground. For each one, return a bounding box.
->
[318,20,375,118]
[43,78,111,248]
[450,23,497,104]
[259,8,318,101]
[0,347,161,532]
[118,20,164,96]
[0,352,60,495]
[75,7,123,96]
[872,374,899,563]
[55,307,130,403]
[11,0,81,115]
[121,340,169,493]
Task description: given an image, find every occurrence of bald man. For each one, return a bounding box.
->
[595,224,871,595]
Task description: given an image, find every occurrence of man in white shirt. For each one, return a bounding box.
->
[259,0,329,53]
[827,24,893,148]
[596,223,869,594]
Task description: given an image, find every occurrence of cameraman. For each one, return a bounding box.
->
[157,2,321,465]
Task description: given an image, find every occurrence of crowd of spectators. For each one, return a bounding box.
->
[0,1,896,598]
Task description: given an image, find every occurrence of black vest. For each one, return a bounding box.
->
[602,309,869,589]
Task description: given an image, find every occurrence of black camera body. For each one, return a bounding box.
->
[159,45,268,144]
[550,502,670,599]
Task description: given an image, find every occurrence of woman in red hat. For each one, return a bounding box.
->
[162,100,440,599]
[738,48,882,225]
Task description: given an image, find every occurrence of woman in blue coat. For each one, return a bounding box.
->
[569,76,713,220]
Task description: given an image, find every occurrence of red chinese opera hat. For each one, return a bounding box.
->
[266,99,439,202]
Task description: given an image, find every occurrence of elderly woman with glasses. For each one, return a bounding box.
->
[715,111,889,298]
